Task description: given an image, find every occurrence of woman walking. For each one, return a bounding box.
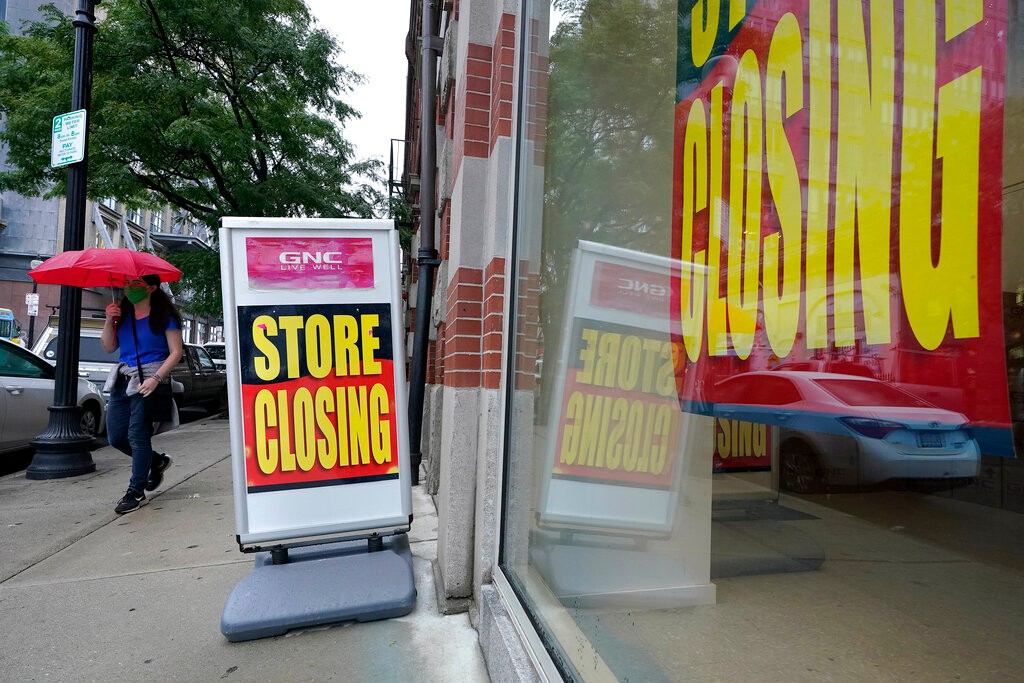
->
[101,274,183,514]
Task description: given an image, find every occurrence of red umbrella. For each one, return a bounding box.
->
[28,248,182,288]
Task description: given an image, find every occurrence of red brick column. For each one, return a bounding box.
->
[444,267,484,388]
[483,257,506,389]
[489,14,515,152]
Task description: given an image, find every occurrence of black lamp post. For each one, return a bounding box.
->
[26,0,100,480]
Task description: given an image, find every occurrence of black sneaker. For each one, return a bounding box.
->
[115,488,146,514]
[146,454,173,492]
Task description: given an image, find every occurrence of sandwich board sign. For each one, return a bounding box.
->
[531,242,716,608]
[538,242,692,536]
[219,218,412,549]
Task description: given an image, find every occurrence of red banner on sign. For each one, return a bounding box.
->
[237,303,399,492]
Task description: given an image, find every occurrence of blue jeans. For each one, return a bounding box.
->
[106,376,159,492]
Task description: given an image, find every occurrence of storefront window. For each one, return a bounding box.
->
[502,1,1024,679]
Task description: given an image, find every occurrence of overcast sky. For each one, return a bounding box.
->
[305,2,410,166]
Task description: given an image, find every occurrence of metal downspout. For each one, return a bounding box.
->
[408,0,442,486]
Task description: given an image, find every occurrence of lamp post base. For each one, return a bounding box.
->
[26,405,96,480]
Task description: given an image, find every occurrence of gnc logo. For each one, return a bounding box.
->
[618,278,668,298]
[279,251,347,265]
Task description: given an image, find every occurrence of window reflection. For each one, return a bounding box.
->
[501,0,1024,680]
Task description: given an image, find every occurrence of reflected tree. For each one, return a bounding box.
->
[538,0,679,406]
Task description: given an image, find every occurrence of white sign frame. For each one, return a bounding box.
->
[220,217,412,548]
[50,109,86,168]
[537,241,698,536]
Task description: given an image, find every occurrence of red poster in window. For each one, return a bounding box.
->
[671,0,1013,455]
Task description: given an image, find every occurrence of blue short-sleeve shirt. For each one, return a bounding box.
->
[117,316,180,365]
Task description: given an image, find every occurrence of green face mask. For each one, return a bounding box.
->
[124,286,149,304]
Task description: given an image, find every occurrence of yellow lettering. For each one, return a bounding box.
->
[805,1,832,349]
[293,388,315,472]
[254,389,277,474]
[717,418,731,457]
[361,314,382,375]
[577,329,598,385]
[691,0,720,68]
[833,0,895,346]
[252,316,280,381]
[560,391,583,465]
[315,386,337,469]
[708,84,729,355]
[763,12,802,358]
[617,336,642,391]
[305,315,333,379]
[650,405,674,475]
[333,315,360,376]
[277,316,304,379]
[681,99,709,362]
[594,333,621,388]
[727,49,762,359]
[335,387,350,467]
[903,67,982,349]
[370,383,392,464]
[606,398,628,470]
[945,0,983,40]
[277,389,296,471]
[347,385,371,465]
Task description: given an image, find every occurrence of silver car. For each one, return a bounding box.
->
[0,339,105,455]
[713,371,980,492]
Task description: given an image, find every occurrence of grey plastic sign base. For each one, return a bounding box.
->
[221,533,416,642]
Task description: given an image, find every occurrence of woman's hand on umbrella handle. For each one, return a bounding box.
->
[105,302,121,322]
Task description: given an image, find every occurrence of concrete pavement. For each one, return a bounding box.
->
[0,413,489,682]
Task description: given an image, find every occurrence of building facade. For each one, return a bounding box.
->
[405,0,1024,680]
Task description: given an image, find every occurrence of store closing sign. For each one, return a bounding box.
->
[672,0,1014,455]
[539,242,702,536]
[220,219,411,548]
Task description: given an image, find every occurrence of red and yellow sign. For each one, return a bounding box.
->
[553,320,682,488]
[238,303,399,492]
[712,419,772,472]
[672,0,1012,452]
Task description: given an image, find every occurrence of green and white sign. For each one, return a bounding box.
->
[50,109,87,168]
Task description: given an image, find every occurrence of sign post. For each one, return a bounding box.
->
[218,217,415,641]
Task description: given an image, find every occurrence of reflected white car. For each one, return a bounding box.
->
[713,371,980,492]
[0,339,105,455]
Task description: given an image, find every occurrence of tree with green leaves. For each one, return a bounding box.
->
[535,0,677,408]
[0,0,386,318]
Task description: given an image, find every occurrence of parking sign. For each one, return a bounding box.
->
[50,110,87,167]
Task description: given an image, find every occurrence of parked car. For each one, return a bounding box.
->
[711,371,980,492]
[202,341,227,369]
[0,339,105,454]
[33,316,117,398]
[172,344,228,413]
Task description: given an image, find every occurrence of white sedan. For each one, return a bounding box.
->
[712,370,980,492]
[0,339,105,455]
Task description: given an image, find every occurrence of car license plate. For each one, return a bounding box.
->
[918,431,944,448]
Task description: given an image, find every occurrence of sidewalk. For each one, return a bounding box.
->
[0,414,489,682]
